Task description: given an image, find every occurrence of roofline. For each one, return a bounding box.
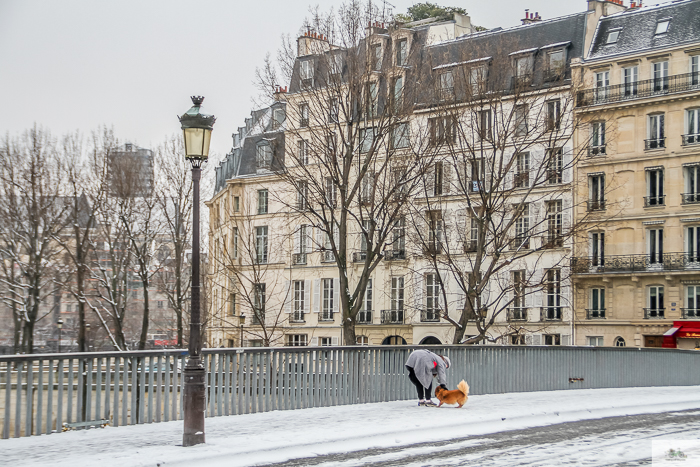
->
[428,11,588,49]
[585,39,700,65]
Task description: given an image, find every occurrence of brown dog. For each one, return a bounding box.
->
[435,380,469,408]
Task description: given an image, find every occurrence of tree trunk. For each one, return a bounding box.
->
[138,277,149,350]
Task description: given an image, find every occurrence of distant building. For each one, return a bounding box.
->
[108,143,154,196]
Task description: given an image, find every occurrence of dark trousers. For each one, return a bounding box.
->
[407,366,432,399]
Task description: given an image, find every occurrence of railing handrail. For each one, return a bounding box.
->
[577,71,700,107]
[572,252,700,273]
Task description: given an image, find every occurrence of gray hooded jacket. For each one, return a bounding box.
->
[405,349,447,389]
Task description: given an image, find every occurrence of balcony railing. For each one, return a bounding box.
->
[588,145,606,157]
[292,253,307,265]
[682,134,700,146]
[384,249,406,261]
[644,195,666,207]
[644,308,665,319]
[572,253,700,274]
[321,250,335,263]
[586,309,606,319]
[509,237,530,250]
[587,200,606,211]
[463,240,478,253]
[319,311,334,322]
[682,308,700,319]
[540,306,563,321]
[352,251,368,263]
[381,310,404,324]
[576,72,700,107]
[423,242,443,256]
[507,307,528,321]
[356,310,372,324]
[420,309,441,323]
[290,312,305,324]
[682,193,700,205]
[645,138,666,151]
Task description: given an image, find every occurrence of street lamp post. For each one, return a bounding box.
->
[179,96,215,447]
[57,318,63,353]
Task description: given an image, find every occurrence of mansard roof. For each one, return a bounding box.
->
[588,0,700,61]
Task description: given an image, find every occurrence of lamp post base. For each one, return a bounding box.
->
[182,358,206,447]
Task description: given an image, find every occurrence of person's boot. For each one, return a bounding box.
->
[423,399,438,407]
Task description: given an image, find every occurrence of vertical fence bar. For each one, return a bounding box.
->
[156,355,163,423]
[95,357,103,423]
[103,357,111,423]
[3,362,11,438]
[86,358,93,422]
[56,360,64,433]
[123,358,130,426]
[112,357,120,428]
[163,355,170,423]
[45,360,53,435]
[147,355,154,423]
[36,360,43,436]
[25,361,33,435]
[130,357,137,425]
[14,362,23,438]
[138,357,146,424]
[217,353,224,416]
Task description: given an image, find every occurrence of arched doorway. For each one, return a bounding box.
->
[382,335,407,345]
[419,336,442,345]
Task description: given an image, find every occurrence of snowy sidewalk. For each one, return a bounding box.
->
[3,386,700,467]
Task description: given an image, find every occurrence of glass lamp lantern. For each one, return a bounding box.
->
[179,96,216,164]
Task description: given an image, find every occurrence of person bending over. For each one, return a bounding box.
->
[405,349,450,407]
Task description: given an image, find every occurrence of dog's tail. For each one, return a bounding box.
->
[458,380,469,396]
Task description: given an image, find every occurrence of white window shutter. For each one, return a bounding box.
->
[532,334,542,345]
[284,281,292,313]
[310,336,318,346]
[304,280,311,313]
[531,269,543,308]
[333,225,340,249]
[456,160,467,188]
[443,162,452,194]
[313,279,321,313]
[562,198,571,233]
[525,334,533,345]
[504,154,514,190]
[414,273,424,311]
[426,165,435,197]
[561,334,571,346]
[561,267,571,308]
[562,148,572,184]
[316,225,323,251]
[331,336,339,346]
[305,225,312,252]
[333,278,340,313]
[294,226,301,254]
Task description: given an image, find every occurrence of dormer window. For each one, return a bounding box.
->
[256,142,273,169]
[606,29,621,44]
[272,108,285,130]
[396,39,408,66]
[655,19,670,35]
[329,54,343,77]
[371,44,382,71]
[300,60,314,89]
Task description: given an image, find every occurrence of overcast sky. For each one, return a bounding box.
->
[0,0,583,164]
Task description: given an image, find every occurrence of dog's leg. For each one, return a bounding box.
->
[438,401,443,407]
[457,404,463,408]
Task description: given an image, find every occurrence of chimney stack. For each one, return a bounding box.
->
[521,9,542,25]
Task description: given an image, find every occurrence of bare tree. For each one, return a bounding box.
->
[0,126,69,353]
[408,41,608,344]
[265,1,434,344]
[153,135,192,348]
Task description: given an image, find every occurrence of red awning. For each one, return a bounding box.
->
[677,328,700,338]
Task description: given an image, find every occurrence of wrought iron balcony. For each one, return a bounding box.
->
[384,249,406,261]
[682,308,700,319]
[292,253,307,265]
[290,312,305,324]
[587,200,606,211]
[352,251,368,263]
[321,250,335,263]
[319,311,334,322]
[644,308,665,319]
[542,236,564,249]
[644,195,666,207]
[683,134,700,146]
[572,253,700,274]
[509,237,530,250]
[644,138,666,151]
[587,145,606,157]
[420,309,441,323]
[507,307,528,321]
[540,306,563,321]
[463,240,478,253]
[576,72,700,107]
[681,193,700,205]
[381,310,404,324]
[356,310,372,324]
[586,309,606,319]
[423,242,443,256]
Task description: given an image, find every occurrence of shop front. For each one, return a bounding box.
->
[662,321,700,349]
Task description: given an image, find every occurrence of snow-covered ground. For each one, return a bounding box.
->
[3,386,700,466]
